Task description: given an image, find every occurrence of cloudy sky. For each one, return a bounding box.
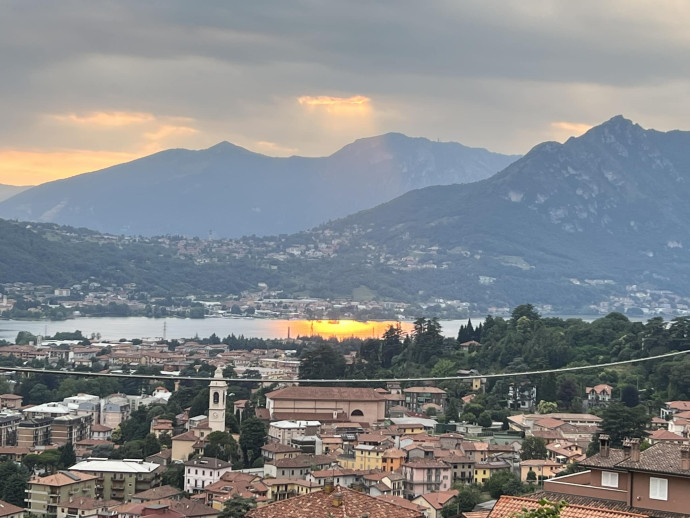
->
[2,1,690,185]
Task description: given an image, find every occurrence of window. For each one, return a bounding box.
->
[650,477,668,500]
[601,471,618,488]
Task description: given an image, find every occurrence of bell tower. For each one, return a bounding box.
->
[208,364,227,433]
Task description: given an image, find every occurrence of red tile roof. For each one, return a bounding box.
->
[246,486,422,518]
[267,386,386,401]
[489,496,648,518]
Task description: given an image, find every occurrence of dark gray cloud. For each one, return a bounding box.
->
[0,0,689,180]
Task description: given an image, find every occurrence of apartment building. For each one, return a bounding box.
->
[18,418,52,448]
[52,414,92,445]
[26,471,97,517]
[70,459,163,502]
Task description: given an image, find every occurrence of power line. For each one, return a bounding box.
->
[0,349,686,384]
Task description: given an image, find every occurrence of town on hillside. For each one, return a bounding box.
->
[0,309,687,518]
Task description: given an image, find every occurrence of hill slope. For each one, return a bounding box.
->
[0,184,31,203]
[0,134,518,238]
[297,116,690,310]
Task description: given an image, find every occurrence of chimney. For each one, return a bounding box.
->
[622,439,631,459]
[332,491,343,507]
[324,478,335,494]
[681,445,690,470]
[630,438,641,462]
[599,434,610,458]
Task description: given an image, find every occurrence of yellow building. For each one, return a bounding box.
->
[474,460,511,484]
[353,444,386,470]
[519,459,563,482]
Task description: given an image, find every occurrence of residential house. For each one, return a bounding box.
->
[402,459,452,499]
[382,448,407,472]
[412,490,457,518]
[26,471,98,517]
[56,497,119,518]
[584,384,614,409]
[474,460,511,485]
[203,472,268,509]
[0,499,25,518]
[264,454,336,479]
[519,459,563,482]
[267,420,320,445]
[661,401,690,420]
[261,478,321,501]
[540,435,690,517]
[183,457,233,493]
[261,443,301,462]
[403,387,447,414]
[0,395,22,410]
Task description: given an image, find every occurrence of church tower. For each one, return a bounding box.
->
[208,364,227,433]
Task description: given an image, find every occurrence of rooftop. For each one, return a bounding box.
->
[489,495,648,518]
[246,486,422,518]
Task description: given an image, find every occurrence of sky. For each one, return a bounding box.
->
[2,1,690,186]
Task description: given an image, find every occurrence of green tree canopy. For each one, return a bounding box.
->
[521,436,548,460]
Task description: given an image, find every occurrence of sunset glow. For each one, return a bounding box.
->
[281,319,414,340]
[52,111,156,127]
[0,148,143,185]
[298,95,372,115]
[551,121,593,138]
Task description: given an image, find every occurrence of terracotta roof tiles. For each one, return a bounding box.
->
[246,486,422,518]
[489,495,648,518]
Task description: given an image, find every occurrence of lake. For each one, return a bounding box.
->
[0,316,474,342]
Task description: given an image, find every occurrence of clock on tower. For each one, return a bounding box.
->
[208,364,227,433]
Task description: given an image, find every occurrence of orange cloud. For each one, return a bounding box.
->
[298,95,372,115]
[551,121,593,135]
[253,141,299,156]
[0,148,142,185]
[52,111,155,127]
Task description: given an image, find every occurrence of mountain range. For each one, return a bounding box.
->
[302,116,690,309]
[2,116,690,313]
[0,134,518,239]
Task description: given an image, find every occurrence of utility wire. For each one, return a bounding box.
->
[0,349,686,384]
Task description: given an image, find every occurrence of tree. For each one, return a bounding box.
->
[219,495,256,518]
[204,431,241,464]
[57,442,76,469]
[521,436,548,460]
[514,499,568,518]
[536,400,558,414]
[239,417,266,466]
[621,385,639,407]
[452,485,481,512]
[478,411,492,428]
[600,403,650,447]
[526,469,537,482]
[299,344,346,380]
[484,470,524,499]
[444,399,459,423]
[162,463,184,489]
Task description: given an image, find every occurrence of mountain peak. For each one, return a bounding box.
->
[206,141,258,156]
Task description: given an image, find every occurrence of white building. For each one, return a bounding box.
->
[268,420,321,445]
[183,457,233,493]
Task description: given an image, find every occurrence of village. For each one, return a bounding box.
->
[0,334,685,518]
